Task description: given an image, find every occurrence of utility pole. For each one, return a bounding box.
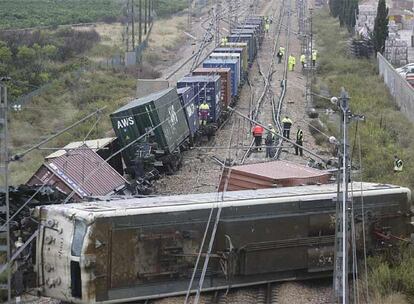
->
[214,0,221,45]
[144,0,148,34]
[139,0,142,44]
[0,77,11,302]
[188,0,192,30]
[131,0,135,49]
[126,0,130,51]
[228,0,233,32]
[332,88,365,304]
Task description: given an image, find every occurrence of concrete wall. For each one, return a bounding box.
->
[378,53,414,122]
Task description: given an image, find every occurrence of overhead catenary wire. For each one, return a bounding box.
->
[188,116,237,304]
[0,107,107,233]
[357,122,370,304]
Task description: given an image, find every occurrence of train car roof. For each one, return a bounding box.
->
[40,183,411,219]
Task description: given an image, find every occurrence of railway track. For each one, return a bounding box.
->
[149,0,334,302]
[239,0,291,164]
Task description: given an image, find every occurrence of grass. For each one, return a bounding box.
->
[9,70,136,184]
[314,9,414,190]
[314,8,414,302]
[143,15,187,65]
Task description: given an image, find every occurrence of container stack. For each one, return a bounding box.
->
[385,21,409,66]
[355,5,377,34]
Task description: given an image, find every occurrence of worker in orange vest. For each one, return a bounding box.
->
[252,124,264,151]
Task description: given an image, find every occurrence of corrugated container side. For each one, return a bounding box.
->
[177,76,222,123]
[202,59,239,96]
[192,67,232,109]
[210,52,244,77]
[223,42,250,65]
[177,87,199,136]
[111,88,189,168]
[152,89,190,152]
[214,47,248,74]
[209,53,242,80]
[228,35,254,62]
[230,31,256,58]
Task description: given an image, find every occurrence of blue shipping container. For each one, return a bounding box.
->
[227,34,254,63]
[202,58,239,97]
[177,87,199,137]
[177,75,221,123]
[210,51,243,79]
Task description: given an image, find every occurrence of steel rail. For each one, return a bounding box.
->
[240,0,287,164]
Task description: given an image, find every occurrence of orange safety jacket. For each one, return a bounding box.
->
[252,125,264,136]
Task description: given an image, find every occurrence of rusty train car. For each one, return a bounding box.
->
[34,182,412,303]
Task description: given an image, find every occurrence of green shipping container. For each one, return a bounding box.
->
[110,88,189,168]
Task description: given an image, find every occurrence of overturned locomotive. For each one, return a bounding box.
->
[34,182,411,303]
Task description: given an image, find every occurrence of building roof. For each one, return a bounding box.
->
[45,145,127,197]
[219,160,332,191]
[45,137,117,159]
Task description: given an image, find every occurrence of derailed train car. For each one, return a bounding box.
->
[34,183,412,303]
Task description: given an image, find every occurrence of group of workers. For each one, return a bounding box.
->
[276,47,318,71]
[202,97,405,171]
[252,115,303,158]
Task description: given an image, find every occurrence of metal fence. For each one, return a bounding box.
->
[377,52,414,123]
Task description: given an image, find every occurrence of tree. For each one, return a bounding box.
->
[16,45,36,64]
[0,41,12,63]
[373,0,389,54]
[330,0,359,32]
[329,0,342,18]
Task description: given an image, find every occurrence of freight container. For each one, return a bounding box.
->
[231,29,257,57]
[176,75,221,123]
[236,23,263,45]
[177,87,199,137]
[110,88,190,170]
[222,42,250,65]
[209,52,243,79]
[203,58,239,96]
[213,48,248,77]
[192,67,232,109]
[227,34,255,62]
[244,16,265,29]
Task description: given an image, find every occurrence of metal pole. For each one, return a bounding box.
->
[340,89,350,304]
[144,0,148,34]
[139,0,142,44]
[131,0,135,48]
[1,82,11,302]
[126,0,130,51]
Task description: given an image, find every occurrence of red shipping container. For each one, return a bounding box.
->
[192,67,232,109]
